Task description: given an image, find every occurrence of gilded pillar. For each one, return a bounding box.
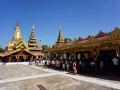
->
[60,53,62,60]
[16,55,18,62]
[92,48,97,61]
[8,56,11,62]
[84,53,88,59]
[71,51,74,61]
[63,53,66,60]
[57,52,60,61]
[24,55,26,62]
[116,46,120,58]
[50,53,52,60]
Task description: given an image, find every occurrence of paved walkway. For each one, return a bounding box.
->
[0,63,120,90]
[31,65,120,90]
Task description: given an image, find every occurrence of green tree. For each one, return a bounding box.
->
[42,45,48,49]
[65,38,72,41]
[0,46,5,52]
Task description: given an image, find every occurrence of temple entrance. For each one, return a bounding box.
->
[18,56,24,62]
[26,56,31,62]
[97,49,117,73]
[75,51,92,74]
[11,56,16,62]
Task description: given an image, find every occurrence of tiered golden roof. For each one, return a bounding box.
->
[57,25,65,43]
[28,24,38,48]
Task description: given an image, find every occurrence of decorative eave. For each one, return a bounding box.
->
[2,49,43,57]
[77,36,83,41]
[15,40,28,49]
[28,47,42,51]
[95,30,108,38]
[44,27,120,52]
[85,35,91,40]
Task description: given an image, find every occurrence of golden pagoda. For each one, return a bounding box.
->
[57,25,65,43]
[0,22,43,62]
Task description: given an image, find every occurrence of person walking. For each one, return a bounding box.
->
[112,56,119,73]
[90,59,95,76]
[73,61,77,75]
[29,58,33,66]
[45,60,47,67]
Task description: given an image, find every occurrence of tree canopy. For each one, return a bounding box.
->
[42,45,48,49]
[65,38,72,41]
[0,46,5,52]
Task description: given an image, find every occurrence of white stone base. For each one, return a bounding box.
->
[0,62,29,65]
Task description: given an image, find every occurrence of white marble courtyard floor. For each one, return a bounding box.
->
[0,62,120,90]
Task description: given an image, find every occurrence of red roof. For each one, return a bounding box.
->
[65,42,73,46]
[79,40,88,43]
[96,36,108,40]
[57,43,64,47]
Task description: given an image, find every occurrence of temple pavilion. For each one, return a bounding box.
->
[0,22,44,62]
[44,26,120,75]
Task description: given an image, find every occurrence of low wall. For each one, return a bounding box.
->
[0,62,29,65]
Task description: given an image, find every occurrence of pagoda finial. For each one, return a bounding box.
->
[60,24,62,30]
[32,24,34,29]
[16,21,19,26]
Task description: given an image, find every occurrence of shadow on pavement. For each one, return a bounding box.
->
[38,64,120,82]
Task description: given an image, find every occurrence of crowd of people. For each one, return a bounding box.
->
[29,57,43,66]
[54,56,119,76]
[28,56,120,76]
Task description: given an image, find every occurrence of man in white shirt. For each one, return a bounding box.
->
[112,56,119,73]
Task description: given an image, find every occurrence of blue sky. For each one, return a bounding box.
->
[0,0,120,48]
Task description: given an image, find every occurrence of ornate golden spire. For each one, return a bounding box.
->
[28,24,38,48]
[12,22,23,44]
[57,25,64,43]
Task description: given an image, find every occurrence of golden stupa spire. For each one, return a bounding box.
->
[57,25,64,43]
[12,22,23,44]
[28,24,38,48]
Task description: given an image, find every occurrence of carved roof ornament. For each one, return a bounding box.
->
[113,27,120,32]
[87,36,96,43]
[75,41,80,46]
[77,36,83,41]
[70,38,77,47]
[108,27,120,40]
[95,30,108,38]
[74,38,76,41]
[85,35,91,40]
